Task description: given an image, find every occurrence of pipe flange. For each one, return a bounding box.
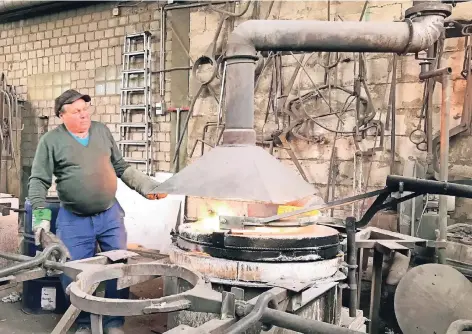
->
[405,3,452,19]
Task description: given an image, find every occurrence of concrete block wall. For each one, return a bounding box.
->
[186,1,472,221]
[0,1,173,192]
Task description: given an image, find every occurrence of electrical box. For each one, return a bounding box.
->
[155,102,166,116]
[112,7,120,16]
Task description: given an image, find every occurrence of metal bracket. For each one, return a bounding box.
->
[95,250,139,262]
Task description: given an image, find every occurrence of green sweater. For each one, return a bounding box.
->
[28,121,130,216]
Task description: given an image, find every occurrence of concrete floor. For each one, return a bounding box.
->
[0,276,167,334]
[0,299,166,334]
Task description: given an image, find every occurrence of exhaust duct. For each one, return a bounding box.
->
[156,2,451,204]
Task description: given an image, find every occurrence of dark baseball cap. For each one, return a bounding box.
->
[54,89,91,117]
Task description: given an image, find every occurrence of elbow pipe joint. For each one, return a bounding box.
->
[222,2,451,145]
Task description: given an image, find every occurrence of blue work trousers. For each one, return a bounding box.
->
[56,201,128,329]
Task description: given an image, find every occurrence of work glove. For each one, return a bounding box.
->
[32,208,52,246]
[121,167,168,200]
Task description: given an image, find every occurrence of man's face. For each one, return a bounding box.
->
[61,98,91,133]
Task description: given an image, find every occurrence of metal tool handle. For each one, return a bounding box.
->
[0,243,66,278]
[226,292,278,334]
[257,189,387,224]
[386,175,472,198]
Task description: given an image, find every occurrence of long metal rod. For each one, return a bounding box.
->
[0,244,62,278]
[390,55,397,174]
[159,6,165,98]
[346,217,358,317]
[261,308,365,334]
[419,67,452,80]
[426,46,436,174]
[368,248,383,334]
[438,71,451,264]
[255,189,388,224]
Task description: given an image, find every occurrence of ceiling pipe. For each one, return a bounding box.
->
[156,2,452,204]
[0,1,101,22]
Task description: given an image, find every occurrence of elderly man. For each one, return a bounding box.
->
[28,89,163,334]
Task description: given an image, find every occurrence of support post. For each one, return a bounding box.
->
[369,248,383,334]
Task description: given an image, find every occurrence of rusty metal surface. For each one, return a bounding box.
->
[168,244,341,285]
[395,263,472,334]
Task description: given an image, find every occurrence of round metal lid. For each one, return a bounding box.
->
[176,222,340,262]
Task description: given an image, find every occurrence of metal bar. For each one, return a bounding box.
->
[386,175,472,198]
[0,244,64,278]
[90,314,103,334]
[346,217,358,317]
[51,283,100,334]
[390,55,397,174]
[419,67,452,80]
[226,291,277,334]
[256,188,388,224]
[438,70,452,264]
[426,46,436,174]
[368,248,383,334]
[261,308,365,334]
[356,248,364,307]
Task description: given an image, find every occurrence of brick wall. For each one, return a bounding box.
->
[0,1,173,178]
[186,1,471,220]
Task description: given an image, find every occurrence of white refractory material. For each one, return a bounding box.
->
[169,244,342,286]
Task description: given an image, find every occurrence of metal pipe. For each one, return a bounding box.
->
[390,55,397,175]
[419,67,452,80]
[345,217,358,317]
[224,3,450,144]
[446,320,472,334]
[0,244,63,278]
[386,176,472,198]
[438,70,451,264]
[261,308,365,334]
[159,6,165,98]
[226,292,277,334]
[163,2,227,11]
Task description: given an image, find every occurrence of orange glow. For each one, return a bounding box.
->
[194,202,236,232]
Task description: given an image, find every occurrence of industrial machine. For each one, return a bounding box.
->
[1,175,472,334]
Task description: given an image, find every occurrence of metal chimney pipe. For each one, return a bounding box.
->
[222,2,451,145]
[155,2,451,204]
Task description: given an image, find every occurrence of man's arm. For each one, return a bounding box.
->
[104,124,130,177]
[28,136,54,210]
[103,124,165,199]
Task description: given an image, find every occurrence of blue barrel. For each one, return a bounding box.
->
[22,197,68,314]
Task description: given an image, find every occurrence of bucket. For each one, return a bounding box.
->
[21,197,68,314]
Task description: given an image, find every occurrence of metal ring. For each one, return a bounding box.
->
[409,128,427,145]
[416,141,428,152]
[462,24,472,36]
[68,263,208,316]
[192,55,218,85]
[398,18,414,55]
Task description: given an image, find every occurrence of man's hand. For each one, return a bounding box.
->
[121,167,167,200]
[146,193,168,200]
[32,208,52,246]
